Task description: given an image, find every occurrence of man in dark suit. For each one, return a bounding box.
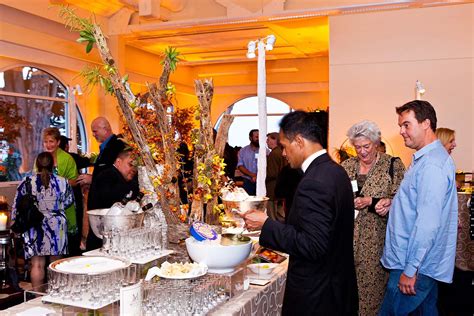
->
[76,117,127,250]
[244,111,358,315]
[85,149,139,250]
[77,117,127,185]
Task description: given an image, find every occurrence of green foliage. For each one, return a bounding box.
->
[79,66,115,95]
[161,47,181,72]
[58,6,96,54]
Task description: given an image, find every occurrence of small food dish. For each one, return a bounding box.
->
[257,248,287,263]
[247,263,279,276]
[156,261,208,279]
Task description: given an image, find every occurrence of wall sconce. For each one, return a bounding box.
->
[415,80,425,100]
[72,84,83,96]
[246,41,256,59]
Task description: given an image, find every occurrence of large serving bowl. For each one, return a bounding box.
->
[87,208,145,239]
[185,237,252,273]
[222,196,269,217]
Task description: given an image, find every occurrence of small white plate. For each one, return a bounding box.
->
[153,262,208,280]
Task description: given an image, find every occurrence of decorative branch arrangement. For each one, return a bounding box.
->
[60,6,181,225]
[60,6,234,226]
[189,80,233,224]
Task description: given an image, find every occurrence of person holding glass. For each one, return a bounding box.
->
[12,152,74,288]
[341,120,405,316]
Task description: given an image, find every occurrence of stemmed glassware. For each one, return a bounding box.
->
[141,274,230,315]
[102,226,164,260]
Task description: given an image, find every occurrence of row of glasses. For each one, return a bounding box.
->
[47,265,137,306]
[142,274,230,315]
[102,225,163,260]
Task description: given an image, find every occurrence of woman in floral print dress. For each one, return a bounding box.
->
[12,152,74,288]
[342,121,405,316]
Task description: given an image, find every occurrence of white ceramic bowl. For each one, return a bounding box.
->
[185,237,252,274]
[247,263,279,276]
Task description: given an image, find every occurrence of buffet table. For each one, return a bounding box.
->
[210,261,287,316]
[2,261,288,315]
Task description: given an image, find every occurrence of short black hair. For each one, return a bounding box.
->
[396,100,437,132]
[116,148,133,160]
[249,129,258,138]
[279,111,324,147]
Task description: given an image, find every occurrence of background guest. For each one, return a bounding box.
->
[11,152,74,288]
[265,132,286,222]
[378,140,387,153]
[76,117,127,250]
[76,117,127,186]
[42,128,79,254]
[435,127,457,154]
[341,120,405,316]
[58,135,92,255]
[237,129,260,195]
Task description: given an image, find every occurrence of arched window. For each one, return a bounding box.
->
[0,66,87,182]
[216,96,291,147]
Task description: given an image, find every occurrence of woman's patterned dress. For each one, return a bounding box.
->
[12,174,74,259]
[342,153,405,316]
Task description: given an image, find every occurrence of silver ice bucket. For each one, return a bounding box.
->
[87,208,145,239]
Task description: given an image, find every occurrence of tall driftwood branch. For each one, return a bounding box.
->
[215,114,234,157]
[91,25,180,224]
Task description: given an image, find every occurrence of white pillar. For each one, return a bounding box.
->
[256,40,267,197]
[67,87,78,153]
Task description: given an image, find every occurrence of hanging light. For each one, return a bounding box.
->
[73,84,83,96]
[265,35,276,51]
[247,41,257,59]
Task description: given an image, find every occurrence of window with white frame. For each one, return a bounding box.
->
[0,66,87,182]
[215,96,292,147]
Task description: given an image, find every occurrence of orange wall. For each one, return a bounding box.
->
[329,4,474,171]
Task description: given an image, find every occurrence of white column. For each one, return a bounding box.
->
[256,40,267,197]
[67,87,78,152]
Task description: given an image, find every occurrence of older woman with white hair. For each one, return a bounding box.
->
[341,120,405,316]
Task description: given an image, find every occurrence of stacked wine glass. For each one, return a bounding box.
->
[45,256,135,308]
[142,274,230,315]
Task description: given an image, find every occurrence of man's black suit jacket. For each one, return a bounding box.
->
[260,153,359,315]
[88,166,139,211]
[91,134,126,180]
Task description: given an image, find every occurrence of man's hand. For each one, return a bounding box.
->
[375,198,392,216]
[242,210,268,231]
[77,174,92,186]
[398,272,417,295]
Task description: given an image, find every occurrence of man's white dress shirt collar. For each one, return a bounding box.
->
[301,149,327,173]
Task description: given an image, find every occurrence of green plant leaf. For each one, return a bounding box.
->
[85,41,94,53]
[76,37,89,43]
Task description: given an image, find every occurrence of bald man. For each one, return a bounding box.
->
[77,117,127,185]
[77,117,127,250]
